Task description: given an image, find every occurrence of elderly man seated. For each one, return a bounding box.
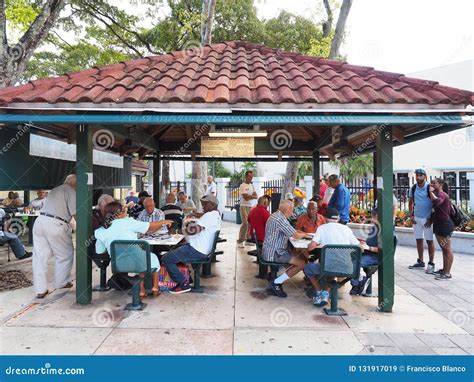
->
[296,200,326,234]
[136,197,169,236]
[304,207,363,307]
[248,195,271,243]
[29,190,47,211]
[162,195,221,294]
[176,191,197,216]
[0,208,32,260]
[262,199,308,298]
[161,193,184,229]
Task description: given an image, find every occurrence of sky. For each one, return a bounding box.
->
[256,0,474,74]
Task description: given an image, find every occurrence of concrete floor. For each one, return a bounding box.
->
[0,222,472,355]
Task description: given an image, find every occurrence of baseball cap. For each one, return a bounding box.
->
[311,195,322,202]
[414,168,426,175]
[201,194,219,205]
[325,207,339,220]
[285,192,294,200]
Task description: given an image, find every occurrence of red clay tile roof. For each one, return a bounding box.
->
[0,41,472,106]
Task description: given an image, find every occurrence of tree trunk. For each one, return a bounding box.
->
[329,0,353,59]
[282,161,299,198]
[161,159,170,202]
[191,161,204,212]
[200,0,216,45]
[0,0,66,87]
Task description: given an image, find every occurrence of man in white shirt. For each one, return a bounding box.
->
[305,207,362,307]
[162,194,221,294]
[29,190,47,211]
[205,175,217,196]
[237,170,257,248]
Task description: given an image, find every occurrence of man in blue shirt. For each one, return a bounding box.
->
[408,168,435,273]
[327,174,351,224]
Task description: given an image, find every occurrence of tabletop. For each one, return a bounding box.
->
[142,234,185,247]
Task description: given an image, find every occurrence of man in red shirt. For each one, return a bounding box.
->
[248,196,271,242]
[296,201,326,233]
[319,177,328,199]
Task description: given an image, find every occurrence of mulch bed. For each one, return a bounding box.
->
[0,270,32,292]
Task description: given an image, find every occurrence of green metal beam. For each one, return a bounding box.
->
[76,125,93,305]
[153,154,161,208]
[312,149,320,197]
[375,126,395,313]
[0,113,467,126]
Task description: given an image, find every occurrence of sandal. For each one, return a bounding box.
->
[152,288,161,297]
[60,282,73,289]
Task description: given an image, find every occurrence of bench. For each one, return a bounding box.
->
[188,230,220,292]
[110,240,157,310]
[319,244,362,316]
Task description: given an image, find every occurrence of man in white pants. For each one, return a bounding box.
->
[33,174,77,298]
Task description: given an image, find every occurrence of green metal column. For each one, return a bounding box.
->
[312,149,320,197]
[153,153,161,208]
[76,124,93,305]
[375,126,395,312]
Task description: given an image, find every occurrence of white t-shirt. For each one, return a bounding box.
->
[312,222,360,246]
[239,182,257,207]
[206,182,217,195]
[189,210,221,255]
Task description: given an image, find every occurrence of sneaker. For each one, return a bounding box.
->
[19,251,32,260]
[432,269,443,275]
[169,283,191,294]
[267,281,287,298]
[408,259,425,269]
[321,291,329,306]
[312,291,322,306]
[237,241,245,248]
[350,284,362,295]
[425,263,435,274]
[435,273,452,281]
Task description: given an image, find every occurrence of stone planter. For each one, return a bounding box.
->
[348,223,474,255]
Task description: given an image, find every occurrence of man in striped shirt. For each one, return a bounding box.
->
[262,199,307,298]
[137,197,169,235]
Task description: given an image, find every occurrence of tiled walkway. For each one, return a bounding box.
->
[0,222,472,355]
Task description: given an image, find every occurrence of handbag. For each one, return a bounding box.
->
[158,264,190,291]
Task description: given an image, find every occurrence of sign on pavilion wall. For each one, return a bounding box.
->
[201,137,255,157]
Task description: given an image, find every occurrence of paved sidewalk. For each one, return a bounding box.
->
[0,222,472,355]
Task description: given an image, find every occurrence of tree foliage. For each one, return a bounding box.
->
[331,154,373,180]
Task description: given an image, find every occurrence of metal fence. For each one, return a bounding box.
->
[262,179,283,196]
[225,182,240,209]
[163,181,187,194]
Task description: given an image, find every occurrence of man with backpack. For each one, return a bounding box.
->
[408,168,435,273]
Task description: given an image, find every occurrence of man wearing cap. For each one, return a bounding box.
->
[237,170,257,248]
[129,191,151,219]
[305,207,362,307]
[162,194,221,294]
[408,168,435,273]
[327,174,351,225]
[32,174,76,298]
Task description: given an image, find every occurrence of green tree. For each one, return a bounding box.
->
[208,160,232,178]
[331,154,373,180]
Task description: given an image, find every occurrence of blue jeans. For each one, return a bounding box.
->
[0,231,25,259]
[162,244,207,284]
[350,254,378,286]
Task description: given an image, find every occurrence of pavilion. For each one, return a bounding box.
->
[0,41,472,310]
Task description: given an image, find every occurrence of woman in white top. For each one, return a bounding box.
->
[95,202,173,298]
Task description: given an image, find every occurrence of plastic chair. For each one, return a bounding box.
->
[110,240,157,310]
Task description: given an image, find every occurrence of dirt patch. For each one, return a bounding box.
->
[0,270,32,291]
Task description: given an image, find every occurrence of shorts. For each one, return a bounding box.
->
[304,262,321,278]
[413,217,434,241]
[433,220,455,237]
[274,250,292,264]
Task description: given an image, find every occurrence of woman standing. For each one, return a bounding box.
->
[429,178,455,280]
